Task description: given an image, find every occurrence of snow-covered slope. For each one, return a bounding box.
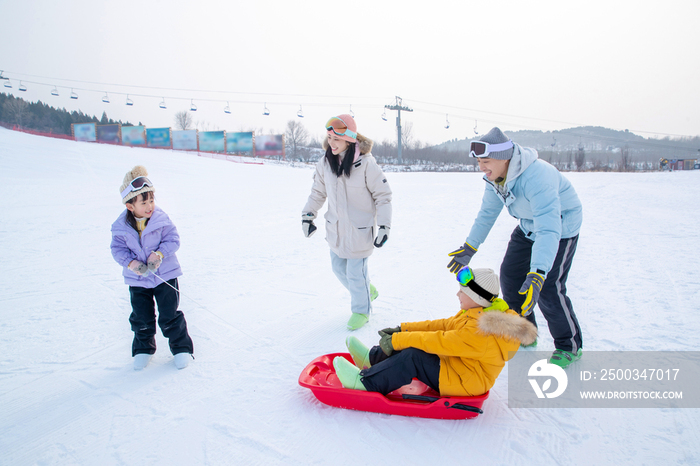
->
[1,128,698,465]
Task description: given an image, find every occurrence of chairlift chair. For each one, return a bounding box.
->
[70,89,78,100]
[102,93,110,104]
[190,99,197,111]
[263,103,270,116]
[381,111,387,121]
[297,105,304,118]
[473,120,479,136]
[349,105,354,118]
[444,114,450,130]
[224,102,231,114]
[3,80,11,89]
[18,81,27,91]
[159,98,167,109]
[51,86,59,96]
[126,95,134,106]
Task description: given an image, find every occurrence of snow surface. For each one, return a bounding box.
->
[1,127,699,465]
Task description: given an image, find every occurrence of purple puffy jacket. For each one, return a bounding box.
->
[110,206,182,288]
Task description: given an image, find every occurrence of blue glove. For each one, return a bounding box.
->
[518,272,545,316]
[374,226,390,248]
[447,242,477,273]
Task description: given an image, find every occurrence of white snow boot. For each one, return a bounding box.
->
[174,352,192,370]
[133,353,153,371]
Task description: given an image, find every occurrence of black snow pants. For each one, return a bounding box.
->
[500,226,582,353]
[359,346,441,395]
[128,278,194,357]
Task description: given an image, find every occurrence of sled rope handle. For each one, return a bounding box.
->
[152,272,306,366]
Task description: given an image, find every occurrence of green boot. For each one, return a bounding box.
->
[347,312,369,330]
[333,356,366,391]
[370,283,379,302]
[549,348,582,368]
[346,336,371,369]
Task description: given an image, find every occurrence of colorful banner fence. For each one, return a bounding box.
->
[96,124,121,144]
[199,131,225,153]
[226,132,254,155]
[68,122,279,159]
[72,123,96,142]
[121,126,146,146]
[146,128,171,148]
[255,134,285,157]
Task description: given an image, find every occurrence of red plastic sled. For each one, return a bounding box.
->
[299,353,489,420]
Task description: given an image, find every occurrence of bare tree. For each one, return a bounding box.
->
[174,110,193,130]
[575,146,586,171]
[619,146,631,172]
[3,98,29,128]
[285,119,310,161]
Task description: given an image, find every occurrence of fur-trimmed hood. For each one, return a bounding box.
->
[478,309,538,348]
[322,133,374,156]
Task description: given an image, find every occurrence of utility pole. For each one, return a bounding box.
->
[384,96,413,164]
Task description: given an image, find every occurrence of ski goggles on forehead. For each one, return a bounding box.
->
[456,266,497,303]
[120,176,153,199]
[469,140,514,158]
[325,117,357,140]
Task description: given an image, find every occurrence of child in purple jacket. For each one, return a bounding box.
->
[110,166,194,371]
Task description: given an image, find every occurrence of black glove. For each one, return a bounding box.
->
[380,326,401,335]
[373,226,390,248]
[378,330,394,356]
[302,212,317,238]
[447,242,478,273]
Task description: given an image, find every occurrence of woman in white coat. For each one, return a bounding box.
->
[302,114,392,330]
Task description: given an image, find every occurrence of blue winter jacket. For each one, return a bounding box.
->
[110,206,182,288]
[466,144,582,274]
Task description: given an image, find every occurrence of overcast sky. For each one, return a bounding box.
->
[2,0,699,145]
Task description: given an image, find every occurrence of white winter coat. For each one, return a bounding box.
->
[303,134,392,259]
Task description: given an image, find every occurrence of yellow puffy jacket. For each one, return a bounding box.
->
[392,307,537,396]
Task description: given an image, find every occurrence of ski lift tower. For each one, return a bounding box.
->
[385,96,413,164]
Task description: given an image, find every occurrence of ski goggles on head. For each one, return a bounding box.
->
[120,176,153,199]
[456,266,497,303]
[325,117,357,140]
[469,140,514,158]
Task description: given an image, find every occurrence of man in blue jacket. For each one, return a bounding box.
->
[447,127,583,368]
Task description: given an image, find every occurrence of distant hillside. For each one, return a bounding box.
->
[437,126,699,159]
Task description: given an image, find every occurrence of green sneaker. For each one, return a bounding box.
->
[333,356,366,391]
[346,336,371,369]
[347,312,369,330]
[521,338,538,348]
[549,348,582,368]
[370,283,379,302]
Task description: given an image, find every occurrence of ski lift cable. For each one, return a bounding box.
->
[4,70,695,141]
[0,70,384,101]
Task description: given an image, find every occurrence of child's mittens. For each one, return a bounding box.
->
[128,260,149,276]
[378,330,395,356]
[147,252,163,272]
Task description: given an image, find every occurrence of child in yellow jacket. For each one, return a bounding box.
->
[334,267,538,396]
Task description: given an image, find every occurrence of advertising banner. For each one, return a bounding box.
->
[72,123,96,142]
[226,132,254,154]
[96,124,121,144]
[146,128,172,148]
[172,130,198,150]
[199,131,226,153]
[255,134,284,157]
[121,126,146,146]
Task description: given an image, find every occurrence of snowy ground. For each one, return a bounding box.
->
[1,127,699,465]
